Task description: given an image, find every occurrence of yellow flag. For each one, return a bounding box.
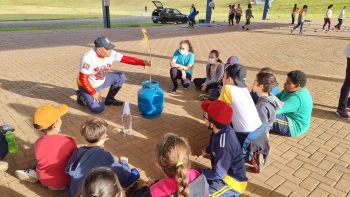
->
[141,27,149,45]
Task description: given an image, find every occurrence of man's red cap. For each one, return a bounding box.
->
[201,100,233,125]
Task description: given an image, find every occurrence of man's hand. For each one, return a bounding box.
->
[182,70,187,80]
[92,92,102,103]
[144,60,151,67]
[201,84,207,92]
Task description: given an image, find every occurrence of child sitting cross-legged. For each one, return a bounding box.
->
[15,104,77,190]
[132,133,209,197]
[252,72,284,130]
[271,70,313,137]
[201,100,248,196]
[65,117,140,197]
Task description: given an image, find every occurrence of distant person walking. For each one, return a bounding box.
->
[229,5,235,25]
[190,4,197,25]
[242,3,254,30]
[145,6,147,12]
[323,4,334,32]
[335,6,346,31]
[336,44,350,119]
[235,4,243,24]
[291,4,299,24]
[291,5,308,35]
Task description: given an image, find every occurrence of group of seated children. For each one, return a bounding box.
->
[13,104,139,196]
[185,49,313,172]
[2,44,313,197]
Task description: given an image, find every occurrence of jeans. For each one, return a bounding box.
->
[79,72,125,113]
[291,14,295,24]
[193,78,219,90]
[337,58,350,111]
[245,18,251,26]
[229,14,234,25]
[323,18,331,30]
[0,133,8,160]
[293,20,304,33]
[170,67,192,89]
[235,14,241,24]
[335,19,343,30]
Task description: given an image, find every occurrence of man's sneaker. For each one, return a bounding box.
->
[242,26,245,30]
[15,169,38,183]
[76,90,87,106]
[105,98,124,106]
[336,109,350,119]
[168,87,177,93]
[250,151,264,173]
[0,161,8,172]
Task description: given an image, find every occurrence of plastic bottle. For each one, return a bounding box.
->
[122,102,132,135]
[5,131,18,154]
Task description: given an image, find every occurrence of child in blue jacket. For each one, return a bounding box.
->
[65,118,139,197]
[201,100,248,196]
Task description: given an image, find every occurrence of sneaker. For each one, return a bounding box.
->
[76,90,87,106]
[105,98,124,106]
[242,26,245,30]
[168,87,177,93]
[335,109,350,119]
[250,151,264,173]
[198,94,210,100]
[15,169,38,183]
[290,29,293,34]
[0,161,8,172]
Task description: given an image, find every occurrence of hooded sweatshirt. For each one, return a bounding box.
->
[256,95,284,128]
[65,146,139,197]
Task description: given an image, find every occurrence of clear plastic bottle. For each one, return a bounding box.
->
[122,102,132,135]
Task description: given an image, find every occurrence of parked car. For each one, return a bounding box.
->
[151,1,188,24]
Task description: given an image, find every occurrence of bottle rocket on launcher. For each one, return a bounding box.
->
[141,27,152,83]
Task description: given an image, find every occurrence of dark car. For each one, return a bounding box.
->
[151,1,188,24]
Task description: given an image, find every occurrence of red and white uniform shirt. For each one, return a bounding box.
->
[77,49,145,95]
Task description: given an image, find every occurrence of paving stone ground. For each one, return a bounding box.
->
[0,20,350,197]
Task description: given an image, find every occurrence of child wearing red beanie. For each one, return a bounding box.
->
[200,100,248,196]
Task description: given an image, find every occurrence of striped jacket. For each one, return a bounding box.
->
[203,126,247,182]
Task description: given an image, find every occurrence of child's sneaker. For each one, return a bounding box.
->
[198,94,210,100]
[15,169,38,183]
[168,87,177,93]
[0,161,8,172]
[336,109,350,119]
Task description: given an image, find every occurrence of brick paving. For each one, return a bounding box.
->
[0,20,350,196]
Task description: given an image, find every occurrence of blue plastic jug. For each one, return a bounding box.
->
[138,80,164,118]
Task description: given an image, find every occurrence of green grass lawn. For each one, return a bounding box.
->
[0,0,349,22]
